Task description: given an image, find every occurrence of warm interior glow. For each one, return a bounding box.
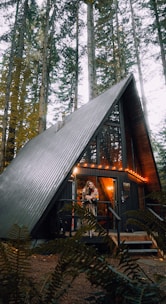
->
[107,186,114,191]
[100,177,115,202]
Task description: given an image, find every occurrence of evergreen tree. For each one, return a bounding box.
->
[128,0,149,127]
[1,1,31,167]
[0,0,61,169]
[0,0,165,173]
[55,0,84,117]
[86,0,97,100]
[95,0,134,93]
[144,0,166,84]
[38,0,50,134]
[152,119,166,190]
[0,0,20,171]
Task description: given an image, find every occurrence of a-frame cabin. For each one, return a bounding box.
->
[0,74,161,240]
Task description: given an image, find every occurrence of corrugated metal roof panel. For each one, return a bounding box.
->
[0,74,137,237]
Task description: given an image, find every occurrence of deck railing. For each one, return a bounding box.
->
[59,199,121,245]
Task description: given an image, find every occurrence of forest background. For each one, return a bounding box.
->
[0,0,165,190]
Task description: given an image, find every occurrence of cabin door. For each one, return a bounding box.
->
[120,181,139,231]
[97,177,117,229]
[76,176,118,230]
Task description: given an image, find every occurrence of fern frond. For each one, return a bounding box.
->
[116,242,154,283]
[37,235,162,304]
[1,217,163,304]
[0,224,41,304]
[32,207,163,303]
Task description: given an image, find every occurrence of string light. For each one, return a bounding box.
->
[75,163,148,182]
[125,169,148,182]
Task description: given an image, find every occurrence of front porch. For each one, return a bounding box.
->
[56,199,163,257]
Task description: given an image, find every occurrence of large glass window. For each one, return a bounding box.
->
[80,138,97,164]
[99,124,122,167]
[80,102,122,168]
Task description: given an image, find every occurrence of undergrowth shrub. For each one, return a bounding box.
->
[0,205,166,303]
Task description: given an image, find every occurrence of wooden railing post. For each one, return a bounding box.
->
[108,204,121,246]
[116,219,121,246]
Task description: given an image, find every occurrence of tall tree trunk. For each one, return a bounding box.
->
[151,0,166,84]
[74,0,79,111]
[129,0,149,128]
[87,1,97,100]
[38,0,50,134]
[5,0,28,164]
[112,25,118,83]
[0,0,19,172]
[115,0,123,81]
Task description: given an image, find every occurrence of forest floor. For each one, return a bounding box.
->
[29,253,166,304]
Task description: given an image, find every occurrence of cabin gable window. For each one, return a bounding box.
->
[80,102,122,168]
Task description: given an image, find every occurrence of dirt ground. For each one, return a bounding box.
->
[29,253,166,304]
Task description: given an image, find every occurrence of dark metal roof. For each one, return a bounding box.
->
[0,74,160,238]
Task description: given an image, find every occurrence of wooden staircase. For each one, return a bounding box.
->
[77,231,159,256]
[110,231,159,256]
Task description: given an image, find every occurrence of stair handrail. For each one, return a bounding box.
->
[107,205,121,246]
[108,205,121,221]
[147,203,166,219]
[147,207,164,222]
[95,201,121,245]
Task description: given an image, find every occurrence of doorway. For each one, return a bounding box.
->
[76,176,117,229]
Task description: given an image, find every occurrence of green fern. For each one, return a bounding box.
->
[0,224,41,304]
[115,242,153,283]
[33,204,164,303]
[0,211,165,304]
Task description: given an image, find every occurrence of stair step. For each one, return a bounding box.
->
[110,231,158,256]
[122,241,152,245]
[128,248,158,254]
[81,236,107,244]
